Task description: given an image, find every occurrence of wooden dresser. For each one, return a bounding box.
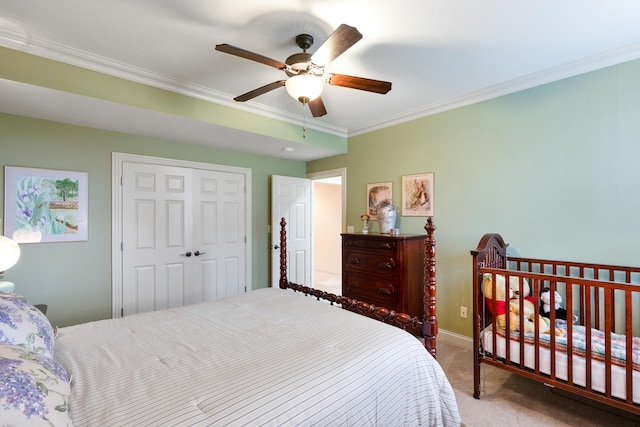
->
[341,233,426,319]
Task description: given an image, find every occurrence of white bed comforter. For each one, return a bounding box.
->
[55,288,460,426]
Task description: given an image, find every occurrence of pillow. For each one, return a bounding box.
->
[0,344,72,426]
[0,293,55,357]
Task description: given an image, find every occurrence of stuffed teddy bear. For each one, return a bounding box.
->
[482,273,513,330]
[539,287,568,321]
[483,273,561,335]
[482,273,534,331]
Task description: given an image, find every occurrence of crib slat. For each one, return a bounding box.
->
[604,287,613,398]
[566,283,574,385]
[625,289,633,404]
[585,285,593,392]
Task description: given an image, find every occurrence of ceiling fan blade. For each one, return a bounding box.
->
[308,97,327,117]
[215,44,286,70]
[233,80,286,102]
[310,24,362,66]
[326,74,392,94]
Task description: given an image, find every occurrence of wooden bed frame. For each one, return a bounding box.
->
[471,233,640,415]
[278,216,438,357]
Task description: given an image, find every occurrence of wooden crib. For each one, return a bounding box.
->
[471,233,640,415]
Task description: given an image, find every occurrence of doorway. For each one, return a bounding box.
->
[308,168,346,295]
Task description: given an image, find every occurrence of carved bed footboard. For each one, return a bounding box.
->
[278,217,438,357]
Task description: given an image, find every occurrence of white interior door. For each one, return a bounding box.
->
[116,156,250,317]
[192,169,246,302]
[122,162,194,315]
[271,175,311,287]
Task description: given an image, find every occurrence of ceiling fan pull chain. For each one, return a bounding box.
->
[302,102,307,138]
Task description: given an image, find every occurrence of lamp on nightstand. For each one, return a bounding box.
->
[0,235,21,293]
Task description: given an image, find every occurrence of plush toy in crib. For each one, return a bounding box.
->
[539,287,568,321]
[482,273,516,330]
[482,273,563,335]
[482,273,535,332]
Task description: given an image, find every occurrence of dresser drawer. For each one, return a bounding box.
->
[343,273,398,308]
[343,250,397,275]
[342,236,398,252]
[341,233,426,319]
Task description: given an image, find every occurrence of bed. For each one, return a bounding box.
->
[0,217,460,426]
[471,232,640,416]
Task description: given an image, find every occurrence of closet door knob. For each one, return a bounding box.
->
[194,251,206,256]
[181,251,192,257]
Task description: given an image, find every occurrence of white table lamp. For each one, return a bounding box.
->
[0,235,21,293]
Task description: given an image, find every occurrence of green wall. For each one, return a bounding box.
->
[0,113,307,327]
[0,46,346,151]
[0,46,347,329]
[3,45,640,339]
[308,58,640,338]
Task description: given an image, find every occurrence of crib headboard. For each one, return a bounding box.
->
[470,234,508,341]
[471,233,508,270]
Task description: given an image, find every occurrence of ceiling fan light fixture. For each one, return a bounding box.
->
[285,73,323,103]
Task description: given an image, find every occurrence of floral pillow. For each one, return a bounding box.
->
[0,293,55,357]
[0,344,72,426]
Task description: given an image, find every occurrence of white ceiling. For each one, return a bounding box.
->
[1,0,640,160]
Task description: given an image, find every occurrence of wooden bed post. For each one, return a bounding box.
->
[279,217,287,289]
[423,217,437,358]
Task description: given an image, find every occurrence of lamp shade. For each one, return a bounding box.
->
[285,74,323,103]
[0,235,20,273]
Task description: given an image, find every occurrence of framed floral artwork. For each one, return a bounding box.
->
[3,166,88,243]
[401,173,433,216]
[367,181,392,217]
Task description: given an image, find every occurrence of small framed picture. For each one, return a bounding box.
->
[401,173,433,216]
[4,166,88,243]
[367,181,392,217]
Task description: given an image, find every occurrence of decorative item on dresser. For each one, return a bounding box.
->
[341,230,426,322]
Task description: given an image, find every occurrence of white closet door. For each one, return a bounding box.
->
[122,162,193,315]
[121,163,246,316]
[192,169,246,302]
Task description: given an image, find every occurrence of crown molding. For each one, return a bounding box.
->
[3,27,640,140]
[0,27,348,138]
[349,42,640,136]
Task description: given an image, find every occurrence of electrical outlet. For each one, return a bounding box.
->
[347,225,354,233]
[460,306,468,319]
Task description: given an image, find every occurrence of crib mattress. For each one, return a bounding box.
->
[482,325,640,404]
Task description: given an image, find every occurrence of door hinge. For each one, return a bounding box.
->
[120,176,124,186]
[120,308,124,317]
[121,242,123,251]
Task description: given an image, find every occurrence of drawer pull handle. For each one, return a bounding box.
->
[379,243,394,249]
[345,240,360,247]
[347,281,360,289]
[378,287,392,295]
[347,257,360,265]
[378,262,393,270]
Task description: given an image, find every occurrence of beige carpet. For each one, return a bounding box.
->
[436,335,640,426]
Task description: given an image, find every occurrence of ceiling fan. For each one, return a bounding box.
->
[215,24,392,117]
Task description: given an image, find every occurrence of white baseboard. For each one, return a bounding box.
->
[437,329,472,348]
